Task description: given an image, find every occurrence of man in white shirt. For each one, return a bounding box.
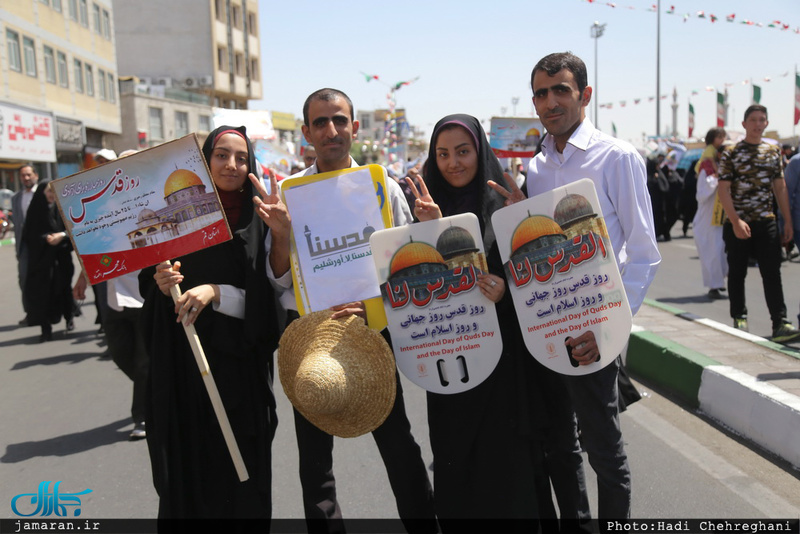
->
[528,53,661,519]
[12,164,39,326]
[251,88,435,534]
[526,52,660,524]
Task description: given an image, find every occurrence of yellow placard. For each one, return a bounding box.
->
[280,164,393,330]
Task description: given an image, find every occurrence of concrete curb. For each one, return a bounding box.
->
[699,365,800,468]
[627,329,717,409]
[629,301,800,469]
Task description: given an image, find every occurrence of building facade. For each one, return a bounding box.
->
[0,0,121,188]
[112,0,261,111]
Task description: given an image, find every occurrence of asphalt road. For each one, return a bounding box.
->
[646,232,800,341]
[0,241,798,531]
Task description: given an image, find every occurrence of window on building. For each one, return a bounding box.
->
[57,51,68,87]
[101,9,111,39]
[79,0,88,27]
[74,58,83,92]
[175,111,189,137]
[22,36,36,77]
[6,30,21,72]
[52,0,61,12]
[234,52,244,77]
[231,5,242,29]
[92,3,101,33]
[44,46,56,83]
[149,107,164,140]
[107,73,115,102]
[85,64,94,96]
[247,12,257,36]
[97,69,106,99]
[214,0,226,22]
[40,0,50,6]
[250,57,259,80]
[68,0,77,20]
[199,115,211,133]
[217,46,228,72]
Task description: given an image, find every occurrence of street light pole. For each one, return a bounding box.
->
[511,97,519,116]
[591,21,606,127]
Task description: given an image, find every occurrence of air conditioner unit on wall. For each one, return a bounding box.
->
[154,77,172,87]
[198,75,213,87]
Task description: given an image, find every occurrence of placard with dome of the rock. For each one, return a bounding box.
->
[369,213,502,394]
[490,178,631,376]
[50,135,231,284]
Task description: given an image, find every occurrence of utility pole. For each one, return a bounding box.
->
[591,21,607,126]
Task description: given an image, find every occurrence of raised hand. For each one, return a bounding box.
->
[488,172,527,206]
[250,170,290,238]
[405,169,442,221]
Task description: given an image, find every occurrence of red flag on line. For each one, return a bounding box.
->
[794,73,800,126]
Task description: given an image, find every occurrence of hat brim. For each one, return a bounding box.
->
[278,311,397,438]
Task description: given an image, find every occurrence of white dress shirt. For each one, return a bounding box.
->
[527,120,660,315]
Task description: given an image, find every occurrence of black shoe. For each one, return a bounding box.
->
[39,332,53,343]
[66,319,75,332]
[18,317,28,327]
[707,289,724,300]
[772,322,800,344]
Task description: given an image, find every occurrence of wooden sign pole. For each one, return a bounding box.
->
[168,282,249,482]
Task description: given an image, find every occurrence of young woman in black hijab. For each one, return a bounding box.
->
[407,114,545,528]
[139,125,280,523]
[22,179,79,342]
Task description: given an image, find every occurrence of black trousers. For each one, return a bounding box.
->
[723,219,788,329]
[286,312,437,534]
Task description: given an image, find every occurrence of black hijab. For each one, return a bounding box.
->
[201,125,259,232]
[422,114,507,253]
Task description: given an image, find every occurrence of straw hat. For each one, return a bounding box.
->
[278,311,397,438]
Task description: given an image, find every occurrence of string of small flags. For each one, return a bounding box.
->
[581,1,799,34]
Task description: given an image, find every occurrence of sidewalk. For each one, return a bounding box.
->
[629,299,800,469]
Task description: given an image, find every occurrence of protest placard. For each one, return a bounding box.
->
[370,213,502,394]
[281,165,393,329]
[51,135,231,284]
[491,178,631,375]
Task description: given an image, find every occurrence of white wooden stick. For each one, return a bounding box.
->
[169,283,249,482]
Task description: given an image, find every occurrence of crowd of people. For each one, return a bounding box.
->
[9,49,800,532]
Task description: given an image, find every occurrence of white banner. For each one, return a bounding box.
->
[370,213,502,394]
[491,179,632,375]
[0,102,56,162]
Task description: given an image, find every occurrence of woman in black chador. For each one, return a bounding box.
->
[23,180,78,342]
[139,125,280,523]
[407,114,545,530]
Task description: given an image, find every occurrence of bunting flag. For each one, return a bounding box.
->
[612,122,617,138]
[795,73,800,126]
[688,103,695,138]
[360,72,380,82]
[752,84,761,104]
[392,77,421,92]
[580,1,800,34]
[716,92,725,127]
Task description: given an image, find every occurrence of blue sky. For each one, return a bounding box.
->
[254,0,800,147]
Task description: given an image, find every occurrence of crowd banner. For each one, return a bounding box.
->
[369,213,502,394]
[51,134,246,481]
[489,117,543,159]
[490,178,632,376]
[51,134,231,285]
[281,164,393,330]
